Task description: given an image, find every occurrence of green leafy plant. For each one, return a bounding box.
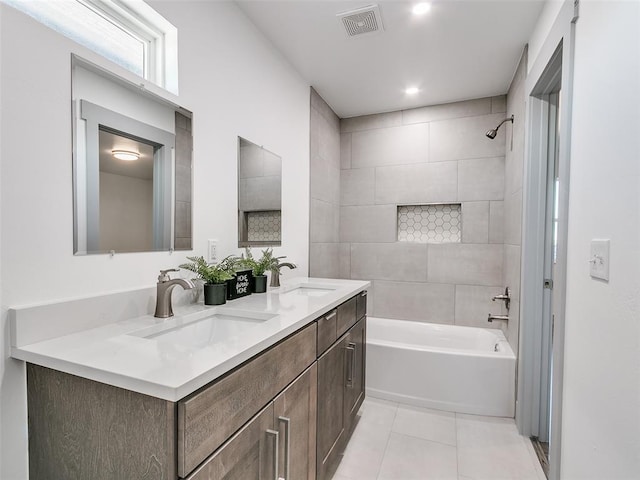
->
[179,255,235,285]
[241,247,287,276]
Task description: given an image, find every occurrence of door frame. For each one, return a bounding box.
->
[517,1,578,479]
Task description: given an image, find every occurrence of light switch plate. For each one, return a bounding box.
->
[207,239,218,263]
[590,239,610,281]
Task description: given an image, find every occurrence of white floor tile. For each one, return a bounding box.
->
[456,413,543,480]
[392,404,457,446]
[334,398,398,479]
[377,432,458,480]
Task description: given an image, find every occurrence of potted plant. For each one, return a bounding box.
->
[179,255,235,305]
[241,247,281,293]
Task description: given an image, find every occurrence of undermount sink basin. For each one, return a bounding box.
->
[129,309,278,349]
[278,283,339,297]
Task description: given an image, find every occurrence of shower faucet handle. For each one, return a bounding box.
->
[491,287,511,311]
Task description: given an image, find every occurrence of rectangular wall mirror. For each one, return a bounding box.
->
[72,55,192,255]
[237,137,282,247]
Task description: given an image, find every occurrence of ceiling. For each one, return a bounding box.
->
[236,1,544,118]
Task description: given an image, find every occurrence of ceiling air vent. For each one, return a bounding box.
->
[336,5,384,38]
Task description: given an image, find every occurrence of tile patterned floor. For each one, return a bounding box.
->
[333,398,546,480]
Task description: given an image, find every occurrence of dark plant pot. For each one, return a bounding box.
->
[252,275,267,293]
[204,283,226,305]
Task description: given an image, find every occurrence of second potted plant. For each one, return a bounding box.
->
[179,255,235,305]
[241,247,281,293]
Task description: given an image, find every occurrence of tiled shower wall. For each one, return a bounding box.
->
[503,48,528,353]
[309,88,341,277]
[338,96,509,330]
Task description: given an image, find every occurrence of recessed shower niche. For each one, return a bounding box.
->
[397,204,462,243]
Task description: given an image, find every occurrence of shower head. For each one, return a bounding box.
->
[486,115,514,139]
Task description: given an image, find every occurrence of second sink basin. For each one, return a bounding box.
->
[278,283,339,297]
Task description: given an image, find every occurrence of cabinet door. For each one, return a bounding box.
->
[316,336,347,480]
[344,317,366,431]
[187,404,277,480]
[274,364,317,480]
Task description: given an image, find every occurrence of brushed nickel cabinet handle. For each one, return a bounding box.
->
[325,311,337,320]
[346,342,356,387]
[360,291,367,297]
[266,429,279,480]
[278,416,291,480]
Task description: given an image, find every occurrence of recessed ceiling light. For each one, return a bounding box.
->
[405,87,420,95]
[112,150,140,161]
[412,3,432,15]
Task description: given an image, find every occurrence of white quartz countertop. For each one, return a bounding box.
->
[11,278,369,401]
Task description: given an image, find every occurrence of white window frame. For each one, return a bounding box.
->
[3,0,178,94]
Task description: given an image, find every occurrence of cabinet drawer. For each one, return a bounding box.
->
[356,290,367,320]
[177,323,317,477]
[317,309,337,355]
[336,296,357,338]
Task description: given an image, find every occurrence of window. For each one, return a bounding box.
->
[3,0,178,93]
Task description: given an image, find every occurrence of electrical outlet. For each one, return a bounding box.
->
[590,239,610,281]
[208,239,218,263]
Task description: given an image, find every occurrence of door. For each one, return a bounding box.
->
[274,364,318,480]
[539,91,561,444]
[187,404,276,480]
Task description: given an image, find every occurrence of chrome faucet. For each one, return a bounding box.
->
[270,262,297,288]
[487,314,509,323]
[491,287,511,311]
[154,269,195,318]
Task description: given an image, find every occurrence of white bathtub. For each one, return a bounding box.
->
[366,317,516,417]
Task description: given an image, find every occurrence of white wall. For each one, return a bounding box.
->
[528,1,640,478]
[0,2,310,478]
[561,1,640,478]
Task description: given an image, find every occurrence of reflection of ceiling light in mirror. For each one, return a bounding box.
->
[112,150,140,161]
[405,87,420,95]
[412,3,431,15]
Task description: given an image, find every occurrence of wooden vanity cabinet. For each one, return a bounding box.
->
[25,291,366,480]
[188,364,317,480]
[316,295,367,480]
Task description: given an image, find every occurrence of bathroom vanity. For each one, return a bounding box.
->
[11,278,368,480]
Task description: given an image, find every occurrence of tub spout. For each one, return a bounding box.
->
[488,314,509,323]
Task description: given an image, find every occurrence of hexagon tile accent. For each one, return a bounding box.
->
[397,204,461,243]
[247,210,281,242]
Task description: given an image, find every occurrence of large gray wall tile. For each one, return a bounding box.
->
[309,242,340,278]
[373,281,455,324]
[339,243,351,279]
[427,244,503,286]
[429,113,507,162]
[504,189,523,245]
[350,243,428,282]
[458,156,505,201]
[310,199,339,243]
[310,107,340,168]
[402,97,491,125]
[340,205,397,243]
[263,150,282,177]
[311,87,339,131]
[491,95,507,113]
[340,134,352,169]
[454,285,505,329]
[341,168,375,206]
[462,201,489,244]
[310,156,340,204]
[503,244,521,301]
[375,162,457,204]
[340,111,402,133]
[489,201,504,244]
[351,123,429,168]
